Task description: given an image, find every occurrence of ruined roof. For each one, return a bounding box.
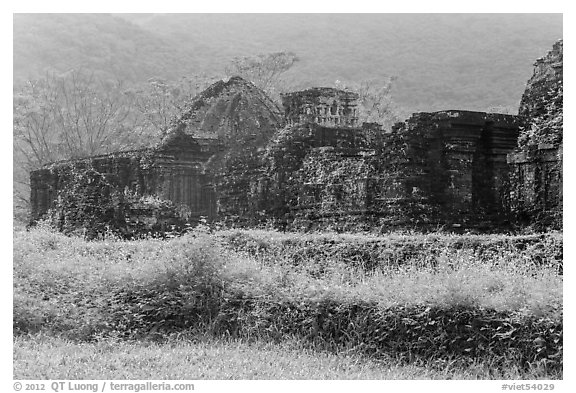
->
[425,110,521,128]
[519,40,562,118]
[162,76,284,148]
[36,148,155,171]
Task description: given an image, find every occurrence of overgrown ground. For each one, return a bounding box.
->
[13,226,563,379]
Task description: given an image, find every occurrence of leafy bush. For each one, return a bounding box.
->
[212,299,562,373]
[44,162,192,239]
[13,228,225,339]
[103,234,225,338]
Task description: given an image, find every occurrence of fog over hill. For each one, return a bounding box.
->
[13,14,202,84]
[14,13,562,115]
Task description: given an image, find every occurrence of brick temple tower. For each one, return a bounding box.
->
[281,88,360,128]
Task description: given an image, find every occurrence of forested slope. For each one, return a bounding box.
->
[15,13,562,114]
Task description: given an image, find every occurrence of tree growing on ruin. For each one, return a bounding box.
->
[224,51,299,101]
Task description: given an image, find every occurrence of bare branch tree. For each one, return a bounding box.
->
[131,75,217,140]
[13,70,144,221]
[335,77,400,130]
[225,51,299,100]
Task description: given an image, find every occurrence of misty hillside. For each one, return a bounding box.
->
[13,14,201,84]
[14,13,562,115]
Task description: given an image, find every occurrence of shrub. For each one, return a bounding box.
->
[211,298,562,373]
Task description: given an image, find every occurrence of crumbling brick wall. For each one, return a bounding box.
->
[368,110,519,231]
[507,145,562,229]
[259,120,377,228]
[507,40,563,230]
[30,149,157,224]
[259,104,520,232]
[29,137,221,237]
[290,147,376,231]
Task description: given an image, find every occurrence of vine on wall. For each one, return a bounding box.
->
[45,161,190,239]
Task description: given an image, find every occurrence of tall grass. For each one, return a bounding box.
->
[219,229,563,274]
[14,226,562,323]
[14,334,557,380]
[13,226,563,377]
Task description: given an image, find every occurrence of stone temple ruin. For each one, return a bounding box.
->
[30,41,563,236]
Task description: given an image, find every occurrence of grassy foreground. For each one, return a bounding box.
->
[15,334,553,380]
[13,226,563,379]
[17,334,398,380]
